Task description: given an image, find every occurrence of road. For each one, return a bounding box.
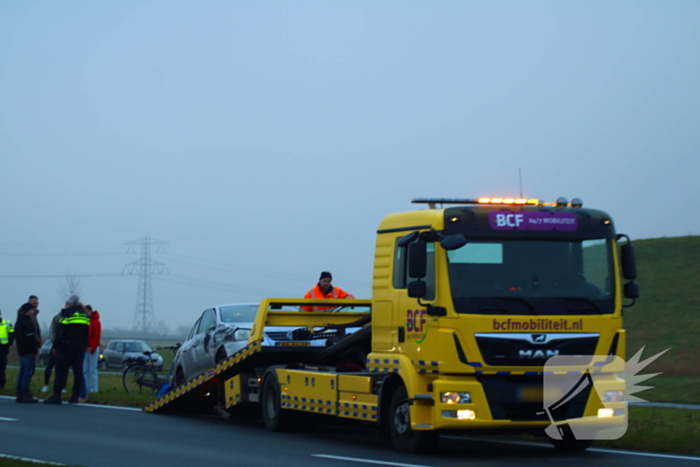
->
[0,396,699,467]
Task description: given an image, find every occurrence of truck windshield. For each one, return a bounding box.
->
[446,239,614,315]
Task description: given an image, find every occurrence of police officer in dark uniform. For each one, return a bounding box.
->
[43,295,90,404]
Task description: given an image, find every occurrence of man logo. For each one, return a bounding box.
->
[531,334,547,343]
[519,349,559,359]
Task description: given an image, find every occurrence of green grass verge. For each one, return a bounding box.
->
[595,406,700,456]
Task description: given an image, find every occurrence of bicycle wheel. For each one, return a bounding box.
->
[123,365,159,394]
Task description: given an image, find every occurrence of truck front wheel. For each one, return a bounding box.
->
[389,385,439,453]
[261,372,291,432]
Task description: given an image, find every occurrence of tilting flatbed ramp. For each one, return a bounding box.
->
[144,298,372,414]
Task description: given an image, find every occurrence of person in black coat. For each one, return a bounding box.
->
[15,303,40,403]
[43,295,89,405]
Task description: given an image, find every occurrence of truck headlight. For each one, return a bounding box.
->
[602,390,624,402]
[234,329,251,341]
[442,409,476,420]
[441,392,472,404]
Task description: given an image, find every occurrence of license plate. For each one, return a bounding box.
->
[276,342,311,347]
[516,386,562,402]
[516,386,543,402]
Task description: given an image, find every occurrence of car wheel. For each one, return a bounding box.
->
[261,372,291,432]
[389,385,439,453]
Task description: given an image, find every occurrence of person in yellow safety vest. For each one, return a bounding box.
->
[301,271,355,312]
[43,295,90,405]
[0,309,15,389]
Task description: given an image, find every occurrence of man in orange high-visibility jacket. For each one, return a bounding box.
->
[301,271,355,312]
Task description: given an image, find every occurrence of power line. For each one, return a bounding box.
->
[0,273,124,278]
[123,237,168,333]
[156,274,299,297]
[0,252,124,256]
[165,253,311,281]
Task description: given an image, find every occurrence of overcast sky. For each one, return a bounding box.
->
[1,1,698,334]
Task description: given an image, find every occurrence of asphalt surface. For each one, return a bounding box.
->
[0,396,699,467]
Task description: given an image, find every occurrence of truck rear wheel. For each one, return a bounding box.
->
[389,385,439,453]
[261,372,291,432]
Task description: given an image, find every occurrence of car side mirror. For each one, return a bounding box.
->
[408,242,427,279]
[621,243,637,280]
[624,281,640,299]
[441,234,467,251]
[407,280,427,298]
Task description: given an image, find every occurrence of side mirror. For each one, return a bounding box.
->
[397,231,420,248]
[624,281,640,299]
[621,243,637,280]
[407,280,427,298]
[408,242,427,279]
[441,234,467,251]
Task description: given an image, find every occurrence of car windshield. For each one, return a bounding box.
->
[446,239,614,315]
[220,305,260,323]
[125,341,152,352]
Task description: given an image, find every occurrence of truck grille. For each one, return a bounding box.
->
[475,333,599,366]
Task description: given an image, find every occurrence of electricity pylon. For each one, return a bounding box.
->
[123,236,168,333]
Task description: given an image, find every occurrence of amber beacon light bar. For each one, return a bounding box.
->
[412,198,541,208]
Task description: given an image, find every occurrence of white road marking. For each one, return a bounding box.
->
[0,395,142,412]
[0,453,65,465]
[312,454,434,467]
[450,436,700,461]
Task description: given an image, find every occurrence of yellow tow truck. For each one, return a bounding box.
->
[147,196,639,453]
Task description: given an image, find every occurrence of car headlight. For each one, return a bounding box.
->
[234,329,251,341]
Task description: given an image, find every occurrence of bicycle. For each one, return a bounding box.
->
[122,344,181,395]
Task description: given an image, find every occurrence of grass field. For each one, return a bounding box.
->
[624,236,700,377]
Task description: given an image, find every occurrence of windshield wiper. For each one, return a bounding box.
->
[471,297,541,315]
[559,297,604,314]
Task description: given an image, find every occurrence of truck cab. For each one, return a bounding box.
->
[368,197,638,451]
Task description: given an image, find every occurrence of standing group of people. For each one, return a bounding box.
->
[0,294,102,404]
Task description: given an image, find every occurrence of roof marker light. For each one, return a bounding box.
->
[570,197,583,208]
[556,197,568,207]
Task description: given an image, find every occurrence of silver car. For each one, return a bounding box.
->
[103,339,163,371]
[171,303,367,386]
[39,339,106,368]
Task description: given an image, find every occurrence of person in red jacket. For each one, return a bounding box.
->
[79,305,101,401]
[301,271,355,312]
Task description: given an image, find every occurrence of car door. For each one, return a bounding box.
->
[106,341,124,368]
[179,317,202,380]
[192,309,217,375]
